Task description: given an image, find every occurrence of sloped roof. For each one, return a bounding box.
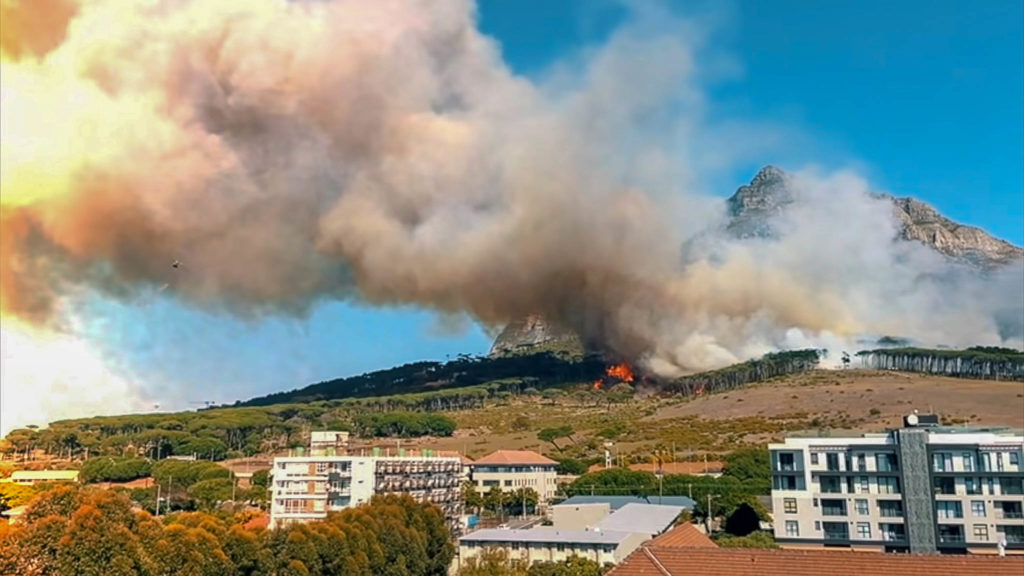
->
[648,522,717,548]
[471,450,557,466]
[9,470,79,481]
[609,547,1024,576]
[460,528,632,544]
[596,503,684,536]
[559,495,696,511]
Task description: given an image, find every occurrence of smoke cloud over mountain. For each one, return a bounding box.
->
[1,0,1021,390]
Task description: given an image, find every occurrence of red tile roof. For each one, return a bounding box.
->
[471,450,558,466]
[609,547,1024,576]
[648,523,717,548]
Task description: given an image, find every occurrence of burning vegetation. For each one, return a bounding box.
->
[593,363,636,390]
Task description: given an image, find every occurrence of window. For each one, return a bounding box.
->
[855,499,869,515]
[1000,477,1024,495]
[821,499,846,516]
[971,500,986,516]
[778,452,796,471]
[856,522,871,539]
[822,522,849,540]
[981,453,993,472]
[820,476,842,493]
[936,501,963,519]
[511,542,520,551]
[933,453,953,472]
[876,453,898,472]
[1011,452,1021,466]
[856,454,867,472]
[997,452,1005,472]
[315,462,328,474]
[811,452,819,465]
[973,525,989,541]
[878,477,901,494]
[859,476,869,494]
[878,500,904,518]
[937,524,964,544]
[813,498,819,508]
[814,521,821,531]
[774,475,799,490]
[880,523,906,542]
[556,544,565,552]
[965,477,982,495]
[785,521,800,537]
[784,498,798,513]
[826,453,840,471]
[933,477,955,495]
[962,452,974,472]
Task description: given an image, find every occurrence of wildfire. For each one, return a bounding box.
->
[605,363,635,383]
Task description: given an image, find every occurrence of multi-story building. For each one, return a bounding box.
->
[469,450,559,507]
[770,414,1024,555]
[269,452,462,531]
[309,431,349,456]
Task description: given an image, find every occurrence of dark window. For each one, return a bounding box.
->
[811,453,819,465]
[826,453,841,472]
[821,499,847,516]
[937,524,964,544]
[876,453,898,472]
[822,522,849,540]
[878,500,904,518]
[778,452,796,471]
[933,477,955,495]
[820,476,842,494]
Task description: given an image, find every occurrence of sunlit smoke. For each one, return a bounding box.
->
[0,0,1020,431]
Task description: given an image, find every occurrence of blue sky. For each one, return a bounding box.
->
[91,0,1023,409]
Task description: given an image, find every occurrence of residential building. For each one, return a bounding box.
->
[458,502,684,569]
[309,431,349,456]
[2,470,79,485]
[269,452,462,531]
[769,414,1024,554]
[469,450,559,506]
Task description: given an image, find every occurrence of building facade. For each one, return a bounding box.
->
[770,417,1024,554]
[459,529,646,568]
[269,454,462,530]
[469,450,559,506]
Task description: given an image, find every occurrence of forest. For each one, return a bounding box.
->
[0,487,453,576]
[663,349,822,395]
[238,352,607,407]
[857,346,1024,380]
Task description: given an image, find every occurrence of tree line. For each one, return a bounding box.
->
[663,350,821,396]
[856,346,1024,380]
[0,486,453,576]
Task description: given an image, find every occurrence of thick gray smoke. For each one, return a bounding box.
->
[2,0,1021,378]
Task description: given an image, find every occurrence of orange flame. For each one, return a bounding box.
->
[592,380,603,390]
[605,363,634,383]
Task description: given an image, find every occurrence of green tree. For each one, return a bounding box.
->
[721,447,770,493]
[462,481,484,514]
[187,478,234,510]
[554,458,587,476]
[537,425,574,452]
[528,556,607,576]
[457,548,528,576]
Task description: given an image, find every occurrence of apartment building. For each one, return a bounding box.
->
[1,470,79,485]
[269,452,462,531]
[469,450,559,507]
[770,414,1024,554]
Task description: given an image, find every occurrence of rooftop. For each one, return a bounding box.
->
[609,547,1024,576]
[559,495,695,511]
[460,528,632,545]
[7,470,80,481]
[648,522,716,548]
[596,503,685,536]
[471,450,558,466]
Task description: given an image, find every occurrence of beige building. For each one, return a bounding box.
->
[458,502,684,570]
[770,415,1024,555]
[469,450,558,506]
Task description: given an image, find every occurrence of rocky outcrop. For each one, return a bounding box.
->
[488,314,586,358]
[726,166,1024,269]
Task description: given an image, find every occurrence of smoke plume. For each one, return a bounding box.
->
[1,0,1021,384]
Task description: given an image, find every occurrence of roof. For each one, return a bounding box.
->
[648,522,717,548]
[9,470,79,481]
[460,528,632,545]
[471,450,557,466]
[0,505,29,517]
[596,503,684,536]
[242,514,270,530]
[609,547,1024,576]
[559,495,695,511]
[437,451,474,465]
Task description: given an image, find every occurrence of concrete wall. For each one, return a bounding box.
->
[550,503,611,530]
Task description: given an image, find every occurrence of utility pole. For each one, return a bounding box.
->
[167,476,173,513]
[155,481,161,517]
[705,494,717,534]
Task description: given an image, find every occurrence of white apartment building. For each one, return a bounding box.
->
[770,414,1024,555]
[269,453,462,531]
[469,450,559,507]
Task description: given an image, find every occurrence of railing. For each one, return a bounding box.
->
[937,534,965,544]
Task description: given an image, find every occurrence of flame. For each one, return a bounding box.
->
[592,380,603,391]
[605,363,634,383]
